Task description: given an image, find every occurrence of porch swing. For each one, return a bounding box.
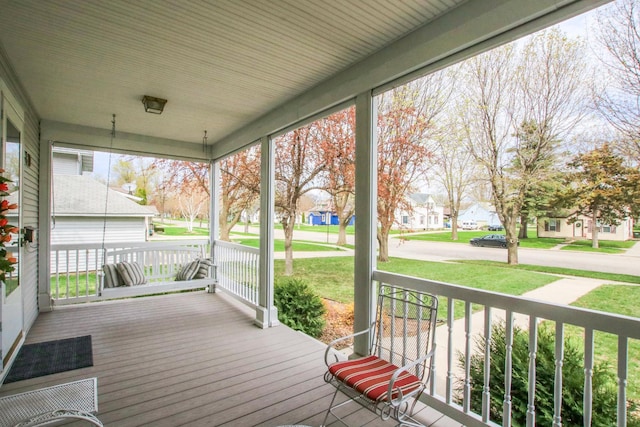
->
[97,115,217,299]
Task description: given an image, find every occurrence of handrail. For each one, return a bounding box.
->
[373,270,640,427]
[213,240,259,307]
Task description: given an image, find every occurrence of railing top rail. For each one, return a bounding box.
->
[374,270,640,339]
[51,239,209,251]
[214,240,260,255]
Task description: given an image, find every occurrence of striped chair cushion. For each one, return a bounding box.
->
[193,257,214,279]
[328,355,422,402]
[116,261,147,286]
[102,264,122,288]
[176,259,200,281]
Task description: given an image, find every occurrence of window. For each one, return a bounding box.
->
[545,219,561,232]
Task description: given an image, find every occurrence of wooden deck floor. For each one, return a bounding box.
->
[0,291,460,427]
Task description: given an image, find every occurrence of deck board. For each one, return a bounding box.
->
[0,291,456,427]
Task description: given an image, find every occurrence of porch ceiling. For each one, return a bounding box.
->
[0,1,607,157]
[0,0,464,146]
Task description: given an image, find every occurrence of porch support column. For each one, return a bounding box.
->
[208,159,219,293]
[353,91,377,356]
[37,140,53,312]
[255,135,279,328]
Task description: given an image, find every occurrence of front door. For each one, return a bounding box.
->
[1,93,23,370]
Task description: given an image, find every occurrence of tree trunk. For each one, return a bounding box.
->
[378,230,389,262]
[591,210,599,248]
[283,218,295,275]
[337,221,348,246]
[518,213,529,239]
[219,225,230,241]
[451,215,459,241]
[505,223,519,265]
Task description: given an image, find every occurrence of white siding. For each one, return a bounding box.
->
[52,153,80,175]
[50,217,148,274]
[51,217,147,245]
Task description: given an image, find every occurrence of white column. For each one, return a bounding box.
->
[37,141,53,312]
[256,136,279,328]
[353,91,377,356]
[208,160,219,293]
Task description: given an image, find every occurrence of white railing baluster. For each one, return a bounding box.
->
[446,297,454,404]
[482,307,492,423]
[554,322,565,427]
[527,316,538,427]
[618,336,628,427]
[584,328,594,427]
[463,301,472,413]
[503,310,514,427]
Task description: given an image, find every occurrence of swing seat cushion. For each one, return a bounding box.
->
[116,261,147,286]
[102,264,122,288]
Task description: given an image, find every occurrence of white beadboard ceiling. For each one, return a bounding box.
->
[0,0,605,155]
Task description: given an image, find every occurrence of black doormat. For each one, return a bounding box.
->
[4,335,93,384]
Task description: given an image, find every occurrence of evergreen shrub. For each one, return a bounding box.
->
[459,322,639,426]
[274,278,326,338]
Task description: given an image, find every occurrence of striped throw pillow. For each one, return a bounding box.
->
[193,257,214,279]
[176,259,200,281]
[103,264,122,288]
[116,261,147,286]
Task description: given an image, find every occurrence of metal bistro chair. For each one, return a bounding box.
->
[323,285,438,427]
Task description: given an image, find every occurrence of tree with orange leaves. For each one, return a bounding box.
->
[377,76,450,262]
[275,126,326,275]
[317,107,356,246]
[218,146,260,240]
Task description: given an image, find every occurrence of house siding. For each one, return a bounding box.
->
[52,217,148,244]
[538,217,633,241]
[52,153,81,175]
[1,53,41,335]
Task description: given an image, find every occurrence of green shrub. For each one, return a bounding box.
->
[274,278,326,338]
[458,322,640,426]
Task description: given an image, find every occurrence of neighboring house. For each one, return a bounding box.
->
[52,175,155,244]
[458,202,500,228]
[51,148,155,245]
[538,215,635,241]
[51,146,94,175]
[396,193,444,230]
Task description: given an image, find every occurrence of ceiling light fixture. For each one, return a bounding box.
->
[141,95,167,114]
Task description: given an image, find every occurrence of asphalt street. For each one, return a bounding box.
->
[250,226,640,277]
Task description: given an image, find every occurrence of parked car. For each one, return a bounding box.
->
[487,224,504,231]
[469,234,518,248]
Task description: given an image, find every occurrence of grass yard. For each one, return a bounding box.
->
[234,238,348,252]
[274,256,557,321]
[560,239,636,254]
[456,260,640,284]
[568,285,640,401]
[153,224,209,236]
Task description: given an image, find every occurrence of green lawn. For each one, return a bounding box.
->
[235,238,348,252]
[560,239,636,254]
[456,260,640,284]
[568,285,640,400]
[274,256,557,321]
[153,224,209,236]
[402,231,562,249]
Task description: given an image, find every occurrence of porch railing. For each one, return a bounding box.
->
[373,270,640,427]
[50,240,209,304]
[213,240,259,307]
